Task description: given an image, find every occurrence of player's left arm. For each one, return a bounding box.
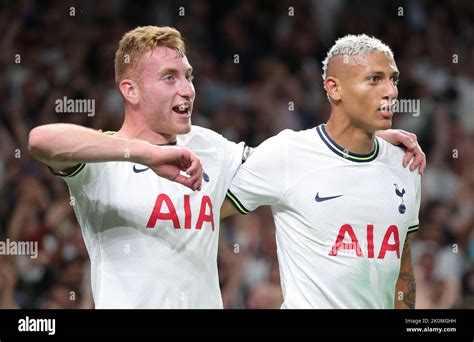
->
[375,129,426,175]
[394,237,416,309]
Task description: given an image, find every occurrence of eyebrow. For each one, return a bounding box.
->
[158,66,193,76]
[369,70,399,78]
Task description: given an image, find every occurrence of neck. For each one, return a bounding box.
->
[117,109,176,145]
[325,110,375,155]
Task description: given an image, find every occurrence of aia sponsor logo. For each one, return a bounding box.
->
[147,194,215,231]
[329,224,400,259]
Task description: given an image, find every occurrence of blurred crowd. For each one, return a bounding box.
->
[0,0,473,309]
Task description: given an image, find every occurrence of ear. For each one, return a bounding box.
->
[119,79,140,105]
[325,76,342,102]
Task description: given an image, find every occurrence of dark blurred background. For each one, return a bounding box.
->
[0,0,473,309]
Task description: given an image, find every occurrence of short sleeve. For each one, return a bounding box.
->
[48,130,115,188]
[407,174,421,234]
[51,162,107,190]
[227,133,288,214]
[223,140,248,182]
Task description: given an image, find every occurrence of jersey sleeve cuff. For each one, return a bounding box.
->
[407,224,419,234]
[226,190,251,215]
[48,163,86,178]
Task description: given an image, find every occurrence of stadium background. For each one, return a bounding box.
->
[0,0,472,309]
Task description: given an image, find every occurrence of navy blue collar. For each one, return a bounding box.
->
[316,124,379,162]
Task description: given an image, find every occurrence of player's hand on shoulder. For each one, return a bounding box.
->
[375,129,426,175]
[148,146,203,191]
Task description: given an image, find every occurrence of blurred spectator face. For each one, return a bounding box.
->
[40,300,62,309]
[50,284,76,309]
[246,282,282,309]
[60,258,85,286]
[430,202,450,224]
[269,259,280,285]
[73,228,88,257]
[419,250,435,278]
[466,271,474,294]
[418,221,443,243]
[133,47,195,137]
[463,264,474,295]
[329,52,399,132]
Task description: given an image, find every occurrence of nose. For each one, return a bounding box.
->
[179,78,195,100]
[384,79,398,102]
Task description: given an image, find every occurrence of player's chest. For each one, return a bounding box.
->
[280,165,415,259]
[282,164,416,226]
[106,160,224,232]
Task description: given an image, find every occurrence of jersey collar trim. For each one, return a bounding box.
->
[316,124,379,162]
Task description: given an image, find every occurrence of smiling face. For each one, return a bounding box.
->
[134,46,195,137]
[326,51,399,132]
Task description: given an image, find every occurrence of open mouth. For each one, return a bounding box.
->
[172,102,191,116]
[379,104,394,115]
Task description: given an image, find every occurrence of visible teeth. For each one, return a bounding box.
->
[177,103,188,112]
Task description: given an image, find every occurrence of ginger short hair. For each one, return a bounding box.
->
[114,26,186,85]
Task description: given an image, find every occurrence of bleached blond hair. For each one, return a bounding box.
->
[322,34,394,101]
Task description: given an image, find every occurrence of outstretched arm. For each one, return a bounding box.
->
[28,123,202,190]
[375,129,426,175]
[395,238,416,309]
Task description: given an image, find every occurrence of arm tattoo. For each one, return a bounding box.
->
[399,270,416,309]
[398,240,416,309]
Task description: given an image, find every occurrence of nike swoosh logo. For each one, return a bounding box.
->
[315,192,343,202]
[133,165,150,173]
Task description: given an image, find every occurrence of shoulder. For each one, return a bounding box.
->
[257,128,318,157]
[378,138,421,184]
[178,125,236,146]
[249,128,314,162]
[190,125,230,141]
[377,137,405,163]
[259,128,311,146]
[251,130,293,156]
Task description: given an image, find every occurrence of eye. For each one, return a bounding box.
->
[164,75,176,82]
[391,76,400,86]
[368,75,380,84]
[186,74,194,82]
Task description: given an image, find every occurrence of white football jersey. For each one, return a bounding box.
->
[55,126,246,308]
[227,124,421,309]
